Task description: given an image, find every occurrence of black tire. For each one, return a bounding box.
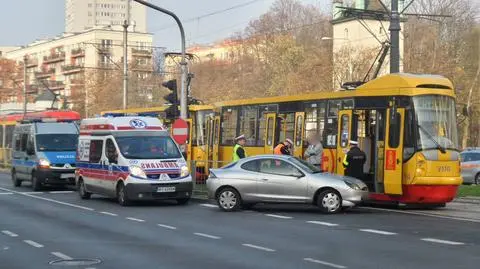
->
[475,174,480,185]
[78,179,91,200]
[31,172,42,191]
[216,187,242,212]
[316,189,342,214]
[176,198,190,205]
[116,182,130,206]
[11,170,21,187]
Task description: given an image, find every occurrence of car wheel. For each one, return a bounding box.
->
[116,182,130,206]
[78,179,91,200]
[475,174,480,185]
[31,173,42,191]
[176,198,190,205]
[317,189,342,214]
[11,170,21,187]
[217,187,242,212]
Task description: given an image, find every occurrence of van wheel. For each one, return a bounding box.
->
[475,173,480,185]
[78,179,91,200]
[117,182,130,206]
[317,189,342,214]
[31,173,42,191]
[11,170,21,187]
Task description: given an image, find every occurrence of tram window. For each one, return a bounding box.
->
[388,112,401,148]
[284,113,295,143]
[305,102,326,144]
[342,99,354,109]
[295,115,304,147]
[328,100,341,117]
[404,110,415,159]
[221,107,238,145]
[266,117,274,146]
[239,106,258,146]
[258,112,266,146]
[340,115,350,148]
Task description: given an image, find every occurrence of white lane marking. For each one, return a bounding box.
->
[194,233,221,240]
[126,217,145,222]
[48,191,74,194]
[0,192,13,195]
[421,238,465,245]
[200,203,217,208]
[0,187,94,211]
[359,229,397,235]
[157,224,177,230]
[100,211,118,216]
[242,243,276,252]
[23,240,44,248]
[1,230,18,237]
[265,214,292,219]
[51,252,73,260]
[304,258,347,269]
[307,221,339,227]
[362,206,480,223]
[21,192,44,194]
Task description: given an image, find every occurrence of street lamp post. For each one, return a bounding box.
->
[132,0,188,119]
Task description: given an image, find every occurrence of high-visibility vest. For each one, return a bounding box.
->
[233,144,246,161]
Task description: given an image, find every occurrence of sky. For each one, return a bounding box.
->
[0,0,328,51]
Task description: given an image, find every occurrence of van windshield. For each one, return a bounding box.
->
[115,136,181,159]
[36,134,78,152]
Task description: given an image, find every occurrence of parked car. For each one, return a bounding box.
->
[460,149,480,184]
[207,155,369,214]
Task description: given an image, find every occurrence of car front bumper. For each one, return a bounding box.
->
[341,190,369,207]
[36,168,76,185]
[124,181,193,201]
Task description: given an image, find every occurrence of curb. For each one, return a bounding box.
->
[454,198,480,205]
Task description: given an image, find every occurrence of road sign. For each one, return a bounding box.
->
[172,119,188,144]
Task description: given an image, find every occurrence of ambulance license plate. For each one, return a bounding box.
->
[60,173,75,179]
[157,187,176,193]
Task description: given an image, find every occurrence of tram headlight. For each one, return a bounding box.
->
[415,153,427,177]
[180,165,190,178]
[129,165,147,179]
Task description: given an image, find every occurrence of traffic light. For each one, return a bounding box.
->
[162,79,179,120]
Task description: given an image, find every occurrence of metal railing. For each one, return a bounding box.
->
[189,159,231,199]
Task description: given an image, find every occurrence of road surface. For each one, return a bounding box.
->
[0,173,478,269]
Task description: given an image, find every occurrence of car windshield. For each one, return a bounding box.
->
[289,157,322,174]
[36,134,78,152]
[413,95,459,151]
[115,136,181,159]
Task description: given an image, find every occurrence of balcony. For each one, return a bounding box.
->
[132,48,152,57]
[62,64,84,75]
[35,68,55,79]
[71,48,85,58]
[43,52,66,64]
[26,59,38,68]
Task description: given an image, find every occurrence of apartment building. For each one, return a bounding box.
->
[3,28,153,112]
[65,0,147,33]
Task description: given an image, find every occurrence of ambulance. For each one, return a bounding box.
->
[76,115,192,206]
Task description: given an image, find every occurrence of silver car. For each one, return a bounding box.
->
[461,149,480,184]
[207,155,369,214]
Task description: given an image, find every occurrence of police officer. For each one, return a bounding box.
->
[233,135,247,161]
[343,140,366,179]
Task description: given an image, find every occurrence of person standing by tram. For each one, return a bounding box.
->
[304,134,323,169]
[343,140,366,180]
[274,138,293,155]
[233,135,247,161]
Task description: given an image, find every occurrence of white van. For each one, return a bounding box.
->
[76,116,192,206]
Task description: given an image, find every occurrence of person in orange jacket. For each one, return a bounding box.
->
[274,138,293,155]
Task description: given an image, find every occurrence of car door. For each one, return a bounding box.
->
[461,153,475,183]
[257,158,307,203]
[237,160,263,201]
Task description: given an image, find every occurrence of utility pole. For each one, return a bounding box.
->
[389,0,401,73]
[133,0,188,119]
[23,55,28,117]
[122,1,130,110]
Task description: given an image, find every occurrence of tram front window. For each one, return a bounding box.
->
[413,95,458,151]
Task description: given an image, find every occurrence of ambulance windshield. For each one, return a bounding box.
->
[115,136,181,159]
[36,134,78,152]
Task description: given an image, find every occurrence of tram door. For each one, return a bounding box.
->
[383,108,405,195]
[336,110,353,176]
[205,117,214,172]
[264,113,277,154]
[212,116,221,168]
[293,112,305,158]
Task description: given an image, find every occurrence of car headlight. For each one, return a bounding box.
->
[344,180,361,190]
[180,165,190,178]
[38,158,50,168]
[129,165,147,179]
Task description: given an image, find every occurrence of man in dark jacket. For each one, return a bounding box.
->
[343,140,366,180]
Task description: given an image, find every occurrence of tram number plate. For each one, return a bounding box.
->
[157,187,176,193]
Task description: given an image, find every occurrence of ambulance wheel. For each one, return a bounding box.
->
[31,172,42,191]
[176,198,190,205]
[11,170,21,187]
[78,179,91,200]
[117,182,130,206]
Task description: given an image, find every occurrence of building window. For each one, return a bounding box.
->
[101,39,112,48]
